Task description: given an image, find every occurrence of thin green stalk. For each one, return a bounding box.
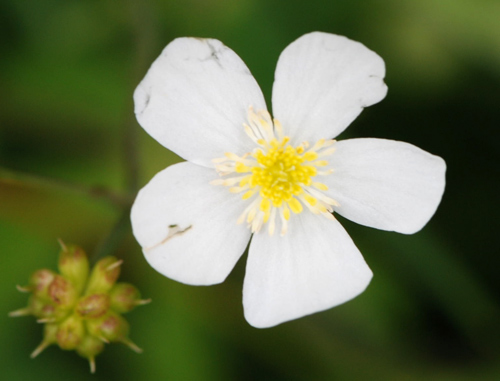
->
[123,0,158,193]
[91,0,158,262]
[0,166,132,207]
[91,207,132,261]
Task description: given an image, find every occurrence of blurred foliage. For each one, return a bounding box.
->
[1,0,499,380]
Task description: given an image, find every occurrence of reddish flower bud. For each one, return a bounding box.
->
[58,242,89,294]
[48,275,78,308]
[76,294,110,319]
[85,257,122,295]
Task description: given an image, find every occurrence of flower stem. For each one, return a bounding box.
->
[90,0,158,263]
[123,0,158,193]
[0,166,133,207]
[91,208,132,261]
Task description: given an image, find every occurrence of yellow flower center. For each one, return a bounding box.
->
[212,106,338,236]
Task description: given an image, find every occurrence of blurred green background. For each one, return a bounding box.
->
[1,0,499,380]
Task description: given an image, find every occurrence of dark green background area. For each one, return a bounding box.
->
[1,0,499,380]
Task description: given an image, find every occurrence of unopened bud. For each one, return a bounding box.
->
[56,314,85,350]
[29,269,56,299]
[58,242,89,294]
[76,294,110,319]
[86,311,128,342]
[109,283,151,313]
[76,335,105,374]
[12,242,148,371]
[29,295,52,318]
[48,275,78,308]
[85,257,122,295]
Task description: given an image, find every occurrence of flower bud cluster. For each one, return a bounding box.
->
[10,241,150,373]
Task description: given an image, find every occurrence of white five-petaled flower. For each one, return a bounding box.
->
[131,32,446,328]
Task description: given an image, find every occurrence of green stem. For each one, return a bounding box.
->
[0,166,133,207]
[91,0,158,262]
[91,207,132,261]
[123,0,158,193]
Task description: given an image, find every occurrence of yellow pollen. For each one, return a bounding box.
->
[212,107,339,235]
[283,206,291,220]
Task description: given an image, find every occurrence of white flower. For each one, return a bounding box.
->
[131,32,446,328]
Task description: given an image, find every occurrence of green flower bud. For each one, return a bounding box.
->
[86,311,128,342]
[85,257,122,295]
[12,241,148,371]
[86,311,142,353]
[29,295,53,318]
[76,335,105,374]
[56,314,85,350]
[30,298,69,324]
[109,283,151,313]
[58,242,89,294]
[48,275,78,308]
[76,294,110,319]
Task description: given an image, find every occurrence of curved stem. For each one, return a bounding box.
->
[0,166,133,207]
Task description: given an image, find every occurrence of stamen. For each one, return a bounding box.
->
[211,105,337,236]
[229,185,249,194]
[288,198,303,214]
[268,207,277,236]
[273,119,284,140]
[279,207,289,236]
[312,182,328,191]
[318,147,336,157]
[244,124,262,145]
[305,186,340,207]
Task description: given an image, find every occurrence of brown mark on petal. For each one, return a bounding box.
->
[135,86,152,117]
[144,224,192,252]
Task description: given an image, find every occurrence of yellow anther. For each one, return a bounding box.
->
[235,163,250,173]
[263,210,271,223]
[283,206,291,220]
[242,191,254,200]
[240,176,251,187]
[212,109,338,235]
[303,152,318,161]
[260,198,271,212]
[288,198,303,214]
[315,160,328,167]
[312,182,328,191]
[225,152,240,160]
[303,194,317,206]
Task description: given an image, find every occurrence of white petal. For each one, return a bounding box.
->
[272,32,387,143]
[324,138,446,234]
[243,212,372,328]
[134,38,267,167]
[131,162,251,285]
